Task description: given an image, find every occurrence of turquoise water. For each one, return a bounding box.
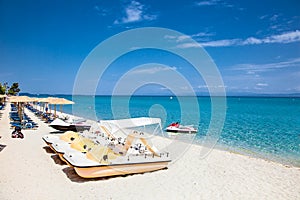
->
[31,95,300,167]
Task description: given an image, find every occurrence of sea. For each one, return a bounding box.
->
[28,94,300,167]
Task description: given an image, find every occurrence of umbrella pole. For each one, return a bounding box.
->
[18,102,22,121]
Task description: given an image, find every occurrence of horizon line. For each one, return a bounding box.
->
[19,92,300,98]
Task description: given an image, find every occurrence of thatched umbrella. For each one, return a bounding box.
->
[27,97,39,109]
[9,96,33,121]
[9,96,32,103]
[37,97,50,112]
[46,97,74,117]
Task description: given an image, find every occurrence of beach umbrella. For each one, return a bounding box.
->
[37,97,50,112]
[29,97,39,102]
[50,98,74,105]
[9,96,33,121]
[46,97,74,117]
[37,98,50,102]
[27,97,39,109]
[45,97,57,116]
[9,96,32,103]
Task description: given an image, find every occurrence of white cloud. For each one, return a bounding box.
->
[94,6,109,16]
[114,1,157,24]
[195,0,236,8]
[270,14,279,22]
[264,30,300,43]
[242,37,263,45]
[192,32,215,37]
[177,39,240,48]
[198,85,208,89]
[165,32,214,44]
[201,39,241,47]
[195,0,219,6]
[230,57,300,73]
[143,14,157,21]
[246,71,256,75]
[180,86,189,90]
[130,66,177,75]
[259,14,280,22]
[259,15,268,20]
[256,83,268,87]
[123,1,143,23]
[197,85,227,89]
[176,35,191,42]
[183,32,215,41]
[160,87,169,90]
[176,43,201,48]
[175,30,300,48]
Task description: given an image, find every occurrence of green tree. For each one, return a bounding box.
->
[0,83,6,94]
[7,82,21,95]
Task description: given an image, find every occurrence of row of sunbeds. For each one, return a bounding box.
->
[0,103,4,111]
[0,103,4,121]
[9,104,39,129]
[25,104,54,124]
[0,104,3,139]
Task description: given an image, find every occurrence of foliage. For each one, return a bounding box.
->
[0,83,6,94]
[7,82,21,95]
[0,82,21,95]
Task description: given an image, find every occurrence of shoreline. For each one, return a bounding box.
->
[213,143,300,168]
[193,139,300,168]
[1,102,300,199]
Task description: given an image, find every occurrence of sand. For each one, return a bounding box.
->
[0,103,300,200]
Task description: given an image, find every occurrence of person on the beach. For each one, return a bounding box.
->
[11,126,24,139]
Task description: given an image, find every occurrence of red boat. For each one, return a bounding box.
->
[165,122,197,133]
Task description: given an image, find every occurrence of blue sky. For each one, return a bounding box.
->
[0,0,299,95]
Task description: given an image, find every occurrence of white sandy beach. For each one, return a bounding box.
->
[0,103,300,200]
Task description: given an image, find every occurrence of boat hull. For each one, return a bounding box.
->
[50,125,91,132]
[165,128,197,133]
[73,161,169,178]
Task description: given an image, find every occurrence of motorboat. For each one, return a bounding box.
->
[49,118,91,132]
[165,122,197,134]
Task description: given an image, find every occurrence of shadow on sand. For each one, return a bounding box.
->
[0,144,7,152]
[50,131,64,134]
[51,154,67,166]
[43,146,55,154]
[62,166,147,183]
[42,146,66,165]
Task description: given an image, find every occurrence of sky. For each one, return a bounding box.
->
[0,0,299,95]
